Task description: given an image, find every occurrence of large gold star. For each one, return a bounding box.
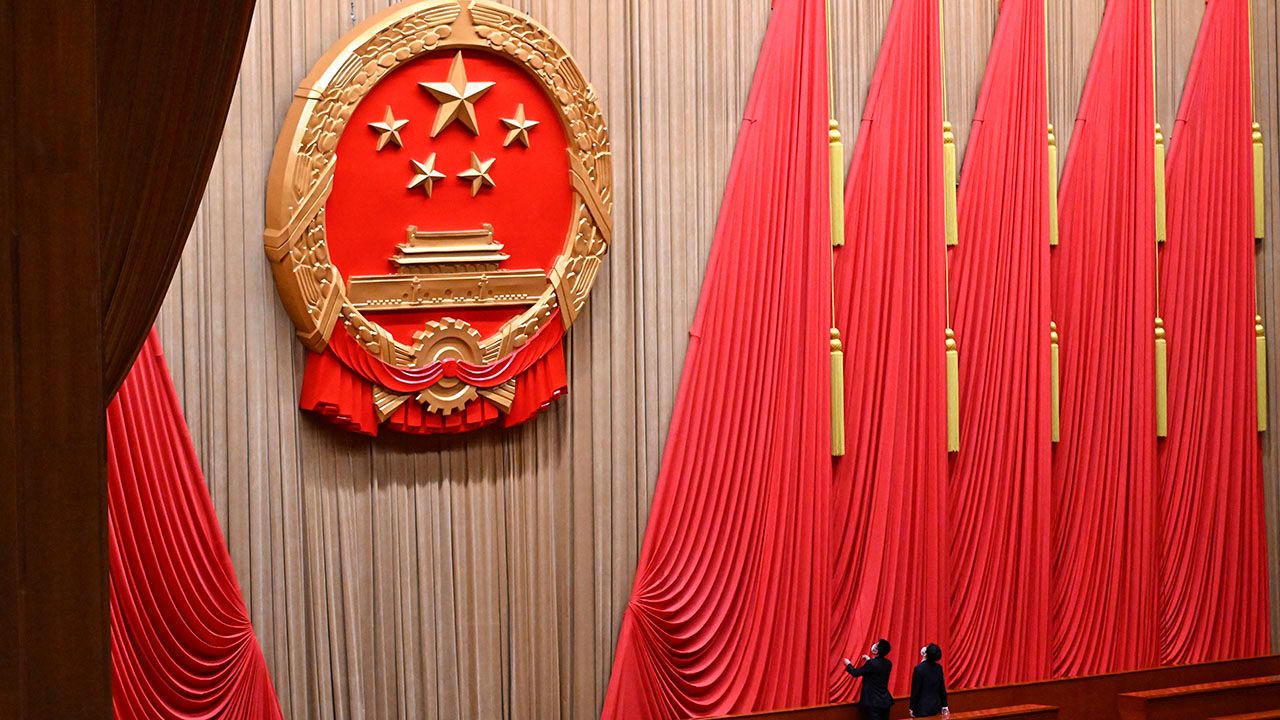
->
[500,103,540,148]
[368,106,409,150]
[407,154,446,197]
[457,152,496,196]
[420,52,494,137]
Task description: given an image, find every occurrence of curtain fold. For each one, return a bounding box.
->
[599,0,834,716]
[99,0,256,396]
[828,0,949,700]
[1157,0,1271,664]
[1050,0,1160,677]
[109,331,283,719]
[946,0,1053,688]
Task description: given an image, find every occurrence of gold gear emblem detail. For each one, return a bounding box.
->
[414,318,483,416]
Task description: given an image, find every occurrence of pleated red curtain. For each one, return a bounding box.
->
[109,331,283,719]
[599,0,834,716]
[1157,0,1271,665]
[828,0,949,700]
[1050,0,1160,678]
[946,0,1053,688]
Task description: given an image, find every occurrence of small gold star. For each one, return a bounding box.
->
[457,152,496,196]
[407,154,446,197]
[500,103,540,148]
[368,106,408,151]
[420,52,495,137]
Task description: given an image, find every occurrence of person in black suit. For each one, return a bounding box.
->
[843,639,893,720]
[909,643,949,718]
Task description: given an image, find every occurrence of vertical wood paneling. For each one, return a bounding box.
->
[155,1,1280,717]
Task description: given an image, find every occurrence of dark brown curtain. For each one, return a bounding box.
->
[99,0,256,396]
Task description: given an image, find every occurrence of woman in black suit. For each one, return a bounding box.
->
[842,639,893,720]
[909,643,949,718]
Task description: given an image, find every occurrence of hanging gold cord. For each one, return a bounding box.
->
[941,0,959,452]
[1045,0,1061,442]
[1152,0,1168,438]
[1249,0,1268,431]
[826,0,846,456]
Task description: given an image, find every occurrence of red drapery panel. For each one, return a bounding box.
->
[1157,0,1271,664]
[946,0,1053,688]
[1050,0,1160,677]
[600,0,833,715]
[829,0,948,700]
[109,331,283,719]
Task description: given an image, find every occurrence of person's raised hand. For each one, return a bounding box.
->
[842,657,852,667]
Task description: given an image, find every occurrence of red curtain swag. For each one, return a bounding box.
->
[1050,0,1161,678]
[110,331,283,719]
[946,0,1053,688]
[600,0,835,715]
[1156,0,1271,665]
[829,0,950,701]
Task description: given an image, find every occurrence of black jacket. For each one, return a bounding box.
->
[909,660,947,717]
[845,657,893,710]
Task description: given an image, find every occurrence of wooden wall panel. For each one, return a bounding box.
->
[155,1,1280,717]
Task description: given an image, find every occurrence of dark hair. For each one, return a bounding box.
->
[924,643,942,663]
[875,639,891,657]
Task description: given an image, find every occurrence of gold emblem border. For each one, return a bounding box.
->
[263,0,612,370]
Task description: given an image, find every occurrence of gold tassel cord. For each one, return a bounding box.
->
[1155,318,1168,438]
[1050,322,1060,443]
[946,329,960,452]
[830,121,845,247]
[1258,316,1269,432]
[1048,124,1059,247]
[1154,124,1167,244]
[943,121,959,247]
[1254,123,1265,241]
[831,329,846,455]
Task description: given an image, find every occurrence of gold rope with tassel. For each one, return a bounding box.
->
[831,121,845,247]
[831,329,846,454]
[1257,316,1269,432]
[943,121,959,247]
[946,329,960,452]
[825,0,845,457]
[1254,123,1265,240]
[1154,124,1167,243]
[1048,124,1060,246]
[1155,317,1168,437]
[1050,321,1060,443]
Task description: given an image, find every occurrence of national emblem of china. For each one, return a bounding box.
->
[264,0,611,435]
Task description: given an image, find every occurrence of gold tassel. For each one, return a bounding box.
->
[1048,124,1060,247]
[830,329,846,456]
[1257,315,1269,432]
[1154,124,1167,244]
[946,328,960,452]
[830,120,845,247]
[943,121,959,247]
[1050,321,1060,443]
[1155,317,1168,438]
[1253,123,1265,241]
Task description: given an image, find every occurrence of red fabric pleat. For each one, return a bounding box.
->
[1157,0,1271,664]
[600,0,833,716]
[1050,0,1160,677]
[109,330,283,719]
[946,0,1053,688]
[828,0,949,701]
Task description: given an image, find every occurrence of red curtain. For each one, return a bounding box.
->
[599,0,834,715]
[828,0,949,700]
[109,331,283,719]
[1157,0,1271,664]
[946,0,1053,688]
[1050,0,1160,678]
